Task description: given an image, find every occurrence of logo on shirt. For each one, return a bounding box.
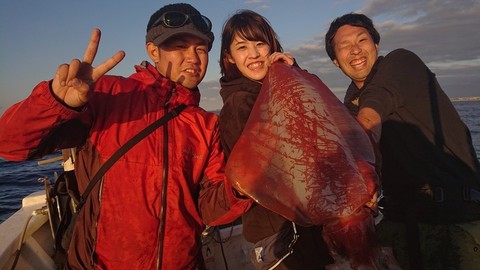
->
[351,97,359,107]
[182,148,203,159]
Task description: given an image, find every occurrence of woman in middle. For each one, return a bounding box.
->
[218,10,334,270]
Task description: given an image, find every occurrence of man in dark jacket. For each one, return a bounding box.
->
[325,13,480,270]
[0,3,251,270]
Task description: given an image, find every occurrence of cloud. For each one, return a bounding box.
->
[368,1,480,62]
[199,80,223,111]
[429,58,480,70]
[243,0,271,10]
[244,0,267,3]
[199,0,480,112]
[284,0,480,99]
[363,0,480,98]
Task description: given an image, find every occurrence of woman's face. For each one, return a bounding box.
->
[227,33,271,81]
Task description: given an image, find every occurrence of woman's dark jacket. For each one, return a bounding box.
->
[218,76,333,269]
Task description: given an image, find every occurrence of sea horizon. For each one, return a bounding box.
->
[1,100,480,223]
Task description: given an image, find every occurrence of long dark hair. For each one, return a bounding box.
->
[220,10,283,80]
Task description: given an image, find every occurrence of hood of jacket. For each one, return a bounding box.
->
[218,76,262,159]
[219,75,262,103]
[130,61,201,108]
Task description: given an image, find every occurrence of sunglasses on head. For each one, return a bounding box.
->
[152,11,212,33]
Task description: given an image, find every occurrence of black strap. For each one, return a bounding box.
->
[76,104,187,210]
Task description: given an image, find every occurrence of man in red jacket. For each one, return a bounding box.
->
[0,3,251,270]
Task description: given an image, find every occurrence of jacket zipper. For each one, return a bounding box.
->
[157,105,169,269]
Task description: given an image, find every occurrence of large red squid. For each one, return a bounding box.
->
[225,63,400,269]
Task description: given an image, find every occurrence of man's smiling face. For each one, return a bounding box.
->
[332,25,379,89]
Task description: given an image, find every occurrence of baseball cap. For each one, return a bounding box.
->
[146,3,214,50]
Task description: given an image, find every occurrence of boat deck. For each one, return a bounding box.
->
[0,190,56,269]
[0,191,255,270]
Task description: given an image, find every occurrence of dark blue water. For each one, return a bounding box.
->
[1,101,479,223]
[0,152,62,222]
[453,101,480,155]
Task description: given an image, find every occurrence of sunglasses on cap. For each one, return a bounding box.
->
[152,11,212,33]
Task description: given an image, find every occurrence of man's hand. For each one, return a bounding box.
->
[51,28,125,108]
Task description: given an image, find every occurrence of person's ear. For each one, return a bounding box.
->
[333,59,340,67]
[146,42,160,63]
[226,53,235,64]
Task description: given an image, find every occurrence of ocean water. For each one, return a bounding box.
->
[0,101,479,223]
[0,153,62,222]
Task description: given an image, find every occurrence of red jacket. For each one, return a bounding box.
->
[0,62,251,269]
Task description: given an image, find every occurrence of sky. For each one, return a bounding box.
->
[1,0,479,114]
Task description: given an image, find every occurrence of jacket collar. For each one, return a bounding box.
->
[219,75,262,103]
[344,56,383,114]
[132,61,200,107]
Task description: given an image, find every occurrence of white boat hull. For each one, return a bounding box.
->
[0,191,56,270]
[0,191,255,270]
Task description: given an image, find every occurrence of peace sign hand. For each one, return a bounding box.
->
[51,28,125,108]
